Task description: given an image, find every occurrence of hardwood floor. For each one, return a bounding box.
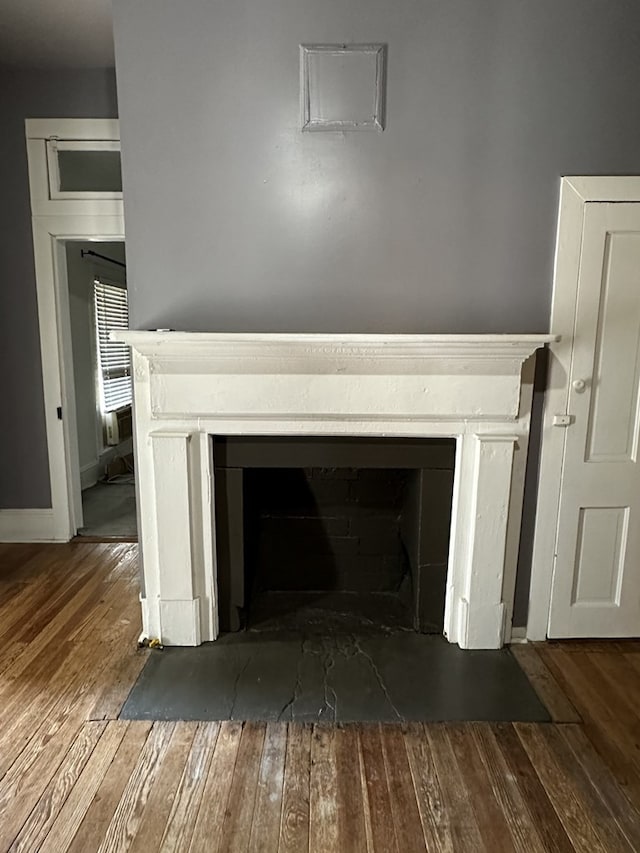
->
[1,542,639,851]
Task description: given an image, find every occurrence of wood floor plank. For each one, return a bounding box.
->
[538,724,637,852]
[424,725,485,853]
[0,714,87,850]
[0,545,100,671]
[0,543,46,577]
[574,653,638,726]
[0,640,28,677]
[96,721,176,853]
[248,722,287,853]
[309,726,339,853]
[8,721,106,853]
[127,722,198,853]
[515,722,610,852]
[218,721,266,853]
[540,647,640,806]
[382,724,428,853]
[278,723,312,853]
[158,722,220,852]
[402,722,450,853]
[188,721,243,853]
[0,551,87,644]
[510,643,581,722]
[88,644,149,721]
[540,647,632,724]
[0,550,130,716]
[490,722,574,853]
[590,652,640,725]
[4,545,640,853]
[447,724,517,851]
[0,587,142,779]
[359,725,400,853]
[65,721,153,853]
[473,724,556,853]
[39,721,131,853]
[560,724,640,850]
[334,726,368,852]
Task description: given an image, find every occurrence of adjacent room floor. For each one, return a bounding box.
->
[78,481,137,538]
[0,541,639,852]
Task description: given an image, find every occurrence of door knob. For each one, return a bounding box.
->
[572,379,587,393]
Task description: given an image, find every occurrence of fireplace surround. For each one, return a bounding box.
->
[115,332,555,649]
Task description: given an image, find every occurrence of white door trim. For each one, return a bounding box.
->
[26,119,125,542]
[527,176,640,640]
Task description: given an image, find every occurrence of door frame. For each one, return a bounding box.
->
[527,176,640,641]
[26,119,125,541]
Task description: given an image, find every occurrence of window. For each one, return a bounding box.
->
[46,139,122,199]
[94,279,132,413]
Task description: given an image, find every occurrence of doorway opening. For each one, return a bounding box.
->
[64,240,136,539]
[26,118,126,541]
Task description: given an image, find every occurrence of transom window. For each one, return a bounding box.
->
[46,139,122,199]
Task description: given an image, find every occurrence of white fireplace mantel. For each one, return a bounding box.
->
[115,331,556,649]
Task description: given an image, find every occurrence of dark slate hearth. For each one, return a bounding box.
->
[120,629,550,723]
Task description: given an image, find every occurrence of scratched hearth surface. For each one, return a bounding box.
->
[121,628,550,723]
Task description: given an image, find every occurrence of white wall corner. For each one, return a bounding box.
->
[0,508,57,542]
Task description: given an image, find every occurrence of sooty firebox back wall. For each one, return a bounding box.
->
[213,437,455,634]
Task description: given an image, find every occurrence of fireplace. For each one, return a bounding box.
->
[114,332,555,649]
[212,436,455,634]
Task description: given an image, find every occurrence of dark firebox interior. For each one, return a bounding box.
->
[213,437,455,635]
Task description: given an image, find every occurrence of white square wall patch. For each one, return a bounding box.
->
[301,44,386,132]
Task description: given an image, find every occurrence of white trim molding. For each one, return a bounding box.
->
[25,118,125,542]
[527,176,640,641]
[0,509,56,543]
[116,331,554,649]
[26,119,122,217]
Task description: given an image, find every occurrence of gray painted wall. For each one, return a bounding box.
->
[112,0,640,625]
[113,0,640,334]
[0,67,118,509]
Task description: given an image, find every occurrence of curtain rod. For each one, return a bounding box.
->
[81,249,126,270]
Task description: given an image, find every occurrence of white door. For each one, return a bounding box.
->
[548,202,640,637]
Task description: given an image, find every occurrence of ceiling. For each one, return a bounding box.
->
[0,0,114,68]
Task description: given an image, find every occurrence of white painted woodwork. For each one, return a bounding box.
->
[0,510,56,543]
[116,331,553,649]
[546,202,640,638]
[528,177,640,640]
[25,119,125,541]
[26,120,123,217]
[301,44,386,132]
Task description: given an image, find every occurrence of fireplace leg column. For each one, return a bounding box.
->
[447,434,517,649]
[140,431,212,645]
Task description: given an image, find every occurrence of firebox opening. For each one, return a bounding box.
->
[213,437,455,636]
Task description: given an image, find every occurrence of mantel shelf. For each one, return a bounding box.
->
[114,331,558,363]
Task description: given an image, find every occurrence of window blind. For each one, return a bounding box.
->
[94,279,132,412]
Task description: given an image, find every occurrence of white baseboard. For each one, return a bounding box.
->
[0,508,56,542]
[80,461,100,491]
[80,439,134,493]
